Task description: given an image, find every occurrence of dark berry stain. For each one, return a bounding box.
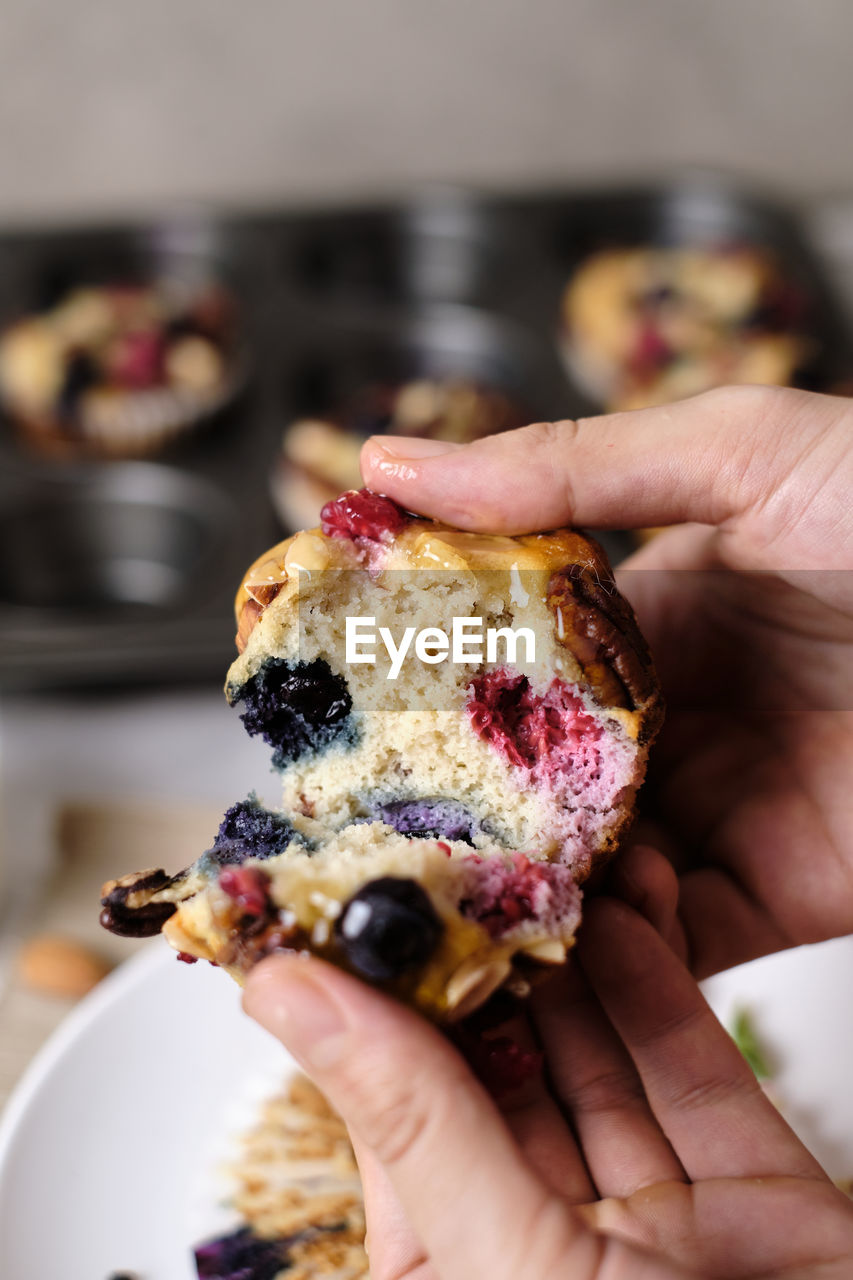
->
[233,658,355,767]
[335,876,443,982]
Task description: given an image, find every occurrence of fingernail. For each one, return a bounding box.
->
[371,436,463,460]
[247,961,349,1071]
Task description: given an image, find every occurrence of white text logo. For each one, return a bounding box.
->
[345,616,536,680]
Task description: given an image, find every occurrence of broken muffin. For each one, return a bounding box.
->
[101,490,661,1019]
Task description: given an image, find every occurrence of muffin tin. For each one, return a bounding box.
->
[1,178,850,690]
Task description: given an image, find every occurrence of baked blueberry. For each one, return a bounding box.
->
[232,658,355,767]
[335,876,443,982]
[366,796,480,844]
[208,796,300,865]
[194,1225,291,1280]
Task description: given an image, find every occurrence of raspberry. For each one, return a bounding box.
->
[467,669,602,773]
[630,323,671,374]
[460,851,553,937]
[109,329,164,388]
[320,488,409,543]
[218,866,271,917]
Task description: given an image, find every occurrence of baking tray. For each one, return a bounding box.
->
[1,178,850,691]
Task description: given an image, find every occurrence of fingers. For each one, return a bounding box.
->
[243,954,612,1280]
[361,385,838,535]
[676,866,794,979]
[604,844,682,950]
[532,960,687,1200]
[348,1133,433,1280]
[578,898,827,1183]
[458,1011,598,1204]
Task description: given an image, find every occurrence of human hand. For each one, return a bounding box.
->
[244,845,853,1280]
[360,385,853,976]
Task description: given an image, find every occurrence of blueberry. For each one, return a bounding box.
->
[57,351,98,422]
[367,797,479,844]
[232,658,355,767]
[208,796,300,865]
[335,877,443,981]
[194,1225,291,1280]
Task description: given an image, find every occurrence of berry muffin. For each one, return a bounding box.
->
[101,798,582,1022]
[561,245,812,412]
[231,489,662,874]
[0,280,240,458]
[102,491,661,1019]
[272,377,525,531]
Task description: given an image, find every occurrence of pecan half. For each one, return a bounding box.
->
[548,564,663,738]
[99,868,179,938]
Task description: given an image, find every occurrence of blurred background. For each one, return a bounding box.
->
[3,0,853,1093]
[3,0,853,217]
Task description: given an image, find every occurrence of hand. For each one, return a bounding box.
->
[244,846,853,1280]
[360,385,853,976]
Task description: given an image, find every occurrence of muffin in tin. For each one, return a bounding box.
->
[560,244,814,412]
[271,377,526,531]
[0,279,241,458]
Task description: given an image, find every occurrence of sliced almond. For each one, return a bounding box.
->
[284,530,331,575]
[444,955,512,1021]
[521,938,568,964]
[406,531,471,571]
[244,555,289,605]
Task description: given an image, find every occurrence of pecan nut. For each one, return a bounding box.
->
[548,564,663,738]
[99,868,179,938]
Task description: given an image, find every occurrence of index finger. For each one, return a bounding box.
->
[360,385,844,534]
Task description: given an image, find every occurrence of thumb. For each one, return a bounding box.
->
[243,955,675,1280]
[360,385,844,534]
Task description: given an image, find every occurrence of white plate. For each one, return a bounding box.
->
[0,944,293,1280]
[1,936,852,1280]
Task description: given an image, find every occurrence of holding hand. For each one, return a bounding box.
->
[245,846,853,1280]
[361,385,853,975]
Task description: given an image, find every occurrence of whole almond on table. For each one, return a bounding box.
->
[17,934,112,999]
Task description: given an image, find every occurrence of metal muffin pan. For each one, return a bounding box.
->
[1,179,850,690]
[277,302,569,421]
[270,189,527,309]
[267,300,644,563]
[0,464,233,613]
